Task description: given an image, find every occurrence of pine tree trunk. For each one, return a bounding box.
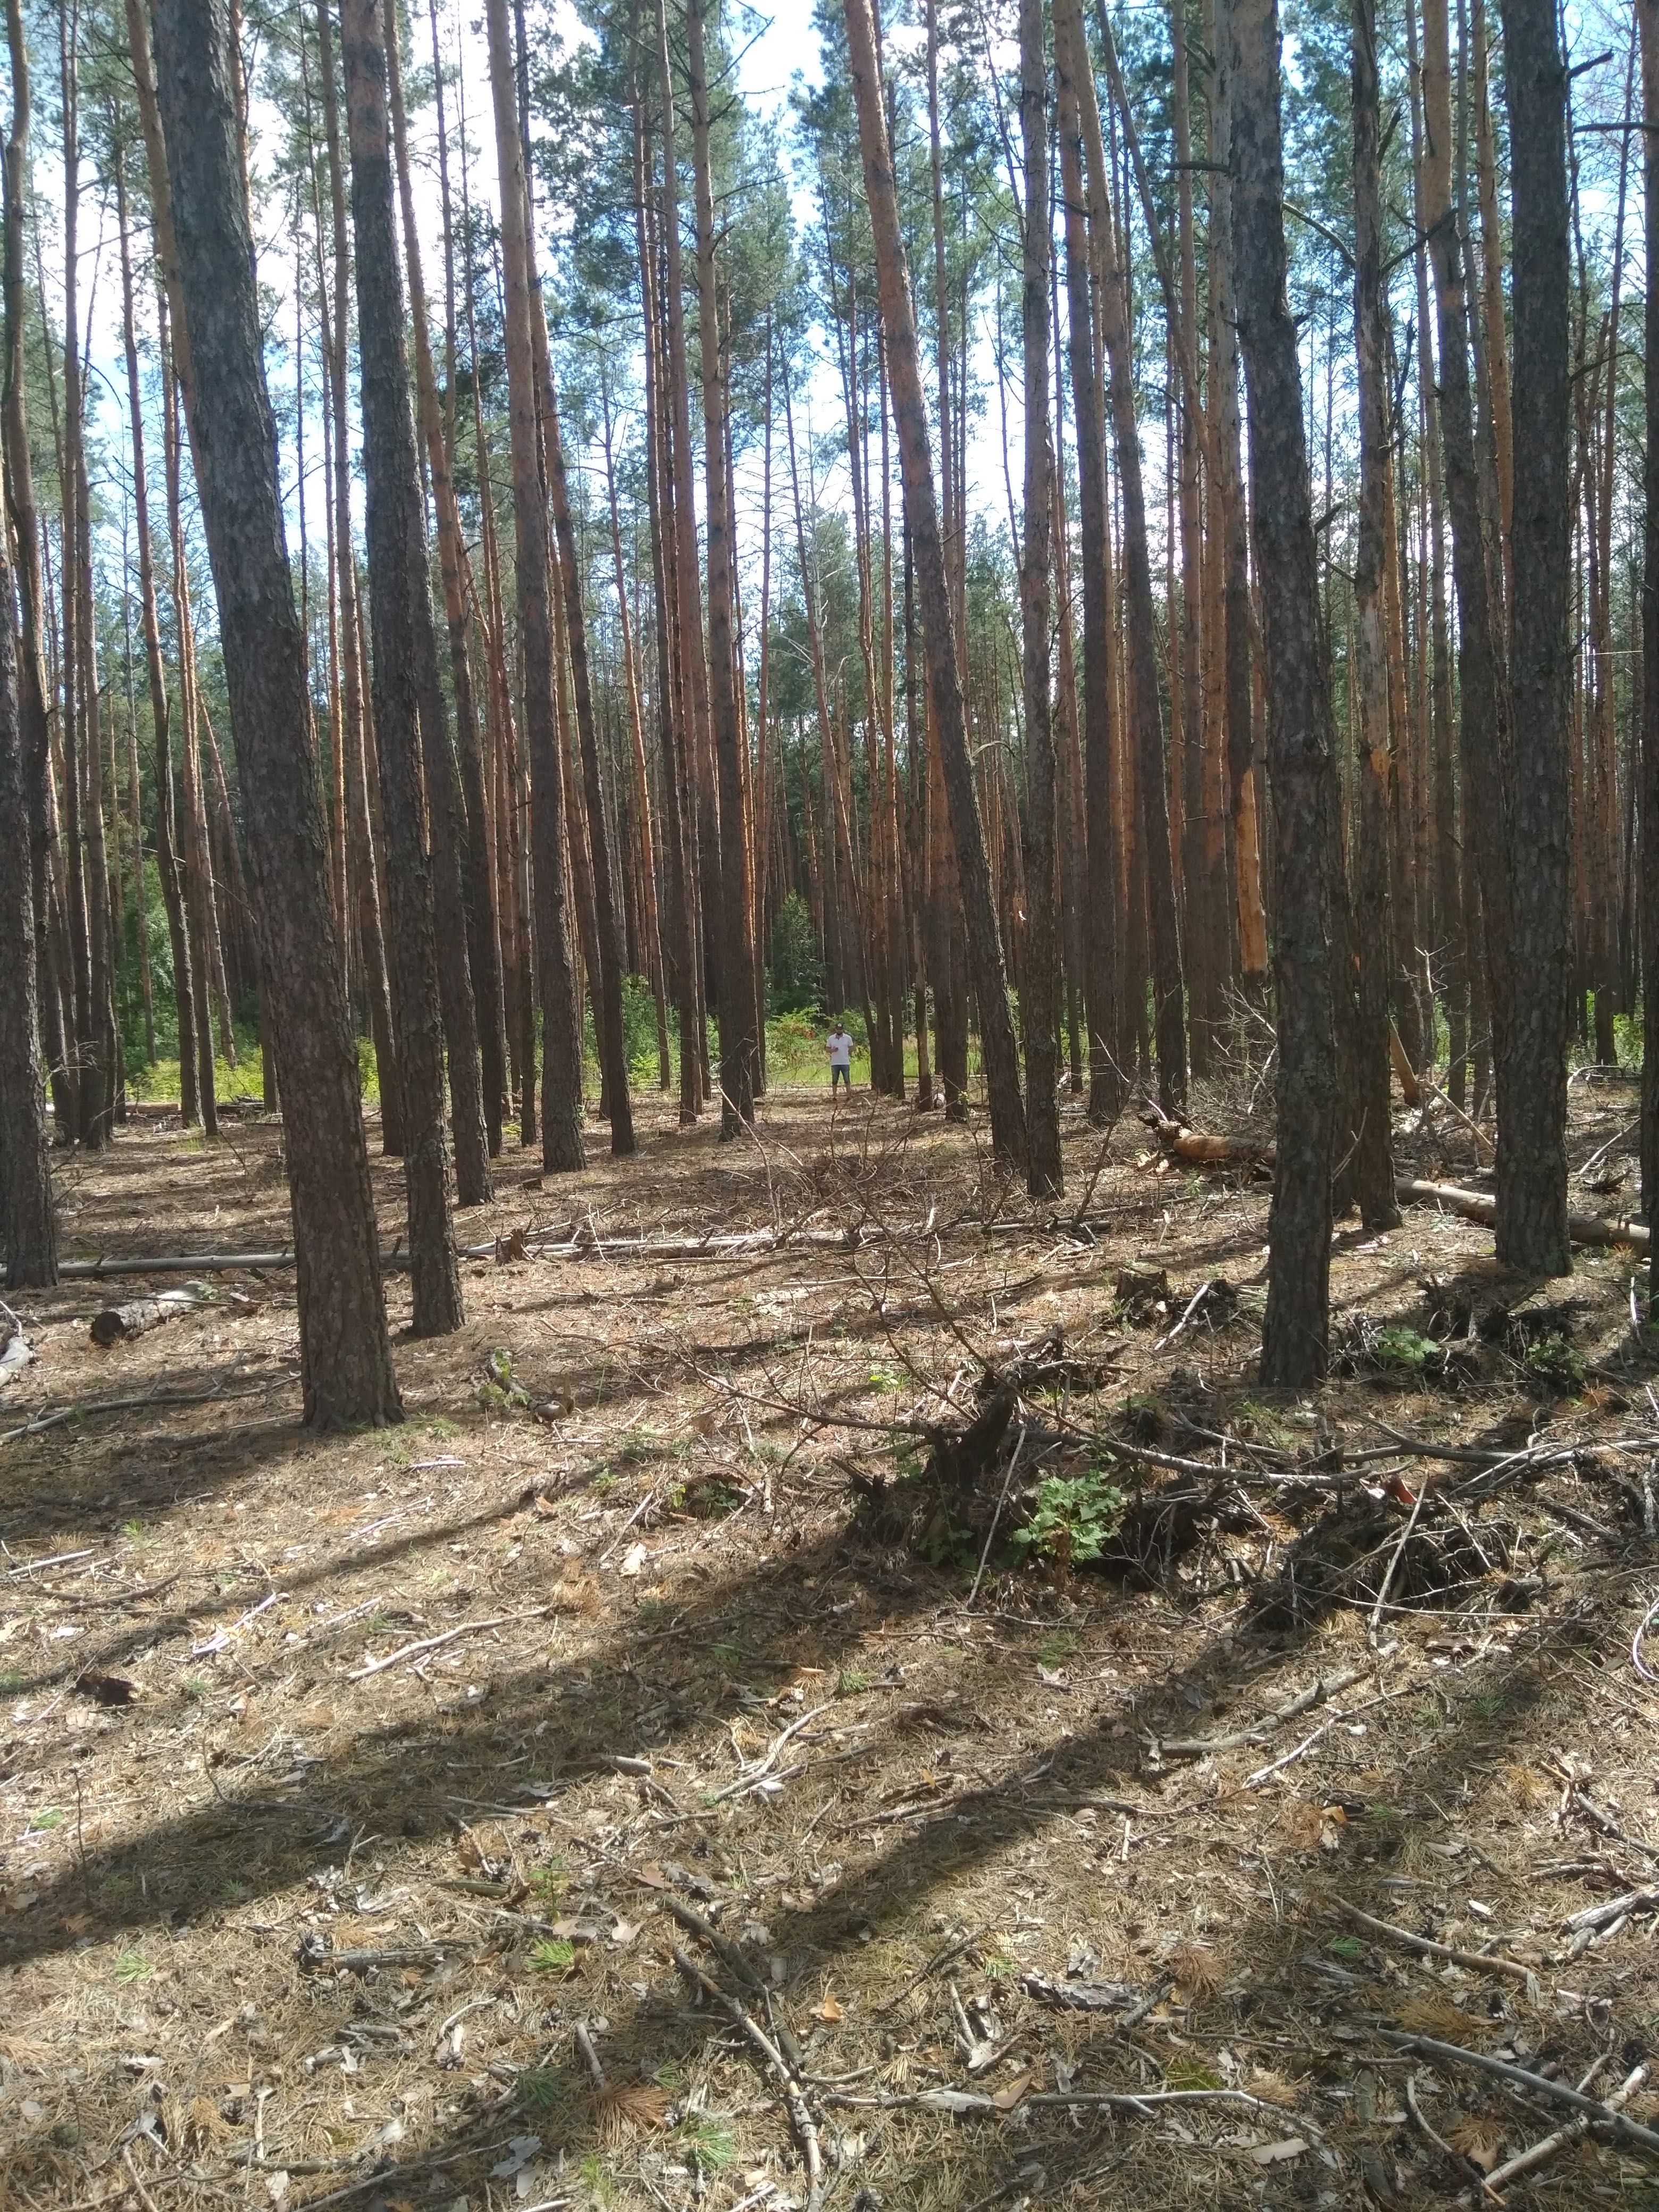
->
[384,7,503,1173]
[342,0,465,1332]
[0,520,53,1283]
[1493,0,1572,1273]
[1230,0,1345,1384]
[1640,0,1659,1268]
[1073,9,1187,1113]
[150,0,400,1427]
[1055,0,1122,1125]
[482,0,584,1170]
[1018,0,1061,1196]
[1349,0,1402,1229]
[1420,0,1512,1067]
[3,0,71,1144]
[115,151,199,1134]
[842,0,1026,1167]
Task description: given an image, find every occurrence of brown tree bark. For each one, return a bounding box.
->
[1072,6,1187,1113]
[342,0,465,1331]
[1229,0,1346,1384]
[1640,0,1659,1273]
[2,0,69,1147]
[1349,0,1401,1229]
[842,0,1025,1166]
[0,515,53,1283]
[150,0,400,1427]
[1017,0,1061,1196]
[482,0,584,1171]
[686,0,758,1134]
[115,146,199,1135]
[1493,0,1572,1273]
[384,5,503,1174]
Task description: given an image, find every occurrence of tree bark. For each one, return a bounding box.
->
[1018,0,1061,1196]
[383,6,501,1182]
[842,0,1026,1168]
[482,0,584,1171]
[1229,0,1345,1384]
[1641,0,1659,1276]
[1071,5,1188,1114]
[1493,0,1572,1274]
[1350,0,1402,1228]
[151,0,401,1427]
[342,0,465,1333]
[0,521,54,1285]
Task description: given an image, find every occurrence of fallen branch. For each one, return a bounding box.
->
[672,1946,823,2210]
[90,1285,211,1347]
[1483,2063,1648,2193]
[1152,1661,1376,1758]
[1331,1900,1535,1983]
[1397,1177,1648,1252]
[1373,2031,1659,2156]
[344,1606,554,1679]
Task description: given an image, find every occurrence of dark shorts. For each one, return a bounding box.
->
[831,1063,851,1089]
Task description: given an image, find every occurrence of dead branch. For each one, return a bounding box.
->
[672,1946,823,2209]
[1373,2031,1659,2156]
[1331,1900,1535,1982]
[1397,1177,1648,1251]
[343,1606,555,1679]
[90,1284,211,1346]
[1484,2064,1648,2192]
[1151,1660,1377,1757]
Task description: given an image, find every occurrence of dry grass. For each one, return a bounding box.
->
[2,1074,1657,2212]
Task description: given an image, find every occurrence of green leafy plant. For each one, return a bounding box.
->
[0,1670,24,1695]
[529,1862,569,1900]
[1166,2058,1224,2091]
[1009,1471,1126,1568]
[1523,1334,1587,1395]
[1369,1326,1443,1373]
[476,1348,531,1417]
[114,1951,152,1982]
[1037,1630,1079,1669]
[527,1938,576,1975]
[1328,1936,1367,1962]
[32,1807,64,1831]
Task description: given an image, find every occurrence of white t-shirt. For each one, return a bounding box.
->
[827,1030,853,1067]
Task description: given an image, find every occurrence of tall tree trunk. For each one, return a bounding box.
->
[384,4,502,1174]
[1494,0,1572,1273]
[842,0,1025,1164]
[1640,0,1659,1268]
[1350,0,1401,1228]
[1055,0,1121,1124]
[115,146,199,1134]
[151,0,400,1427]
[1018,0,1061,1196]
[0,526,53,1283]
[482,0,584,1171]
[1204,0,1269,1000]
[1073,5,1187,1113]
[1230,0,1346,1384]
[342,0,465,1332]
[686,0,757,1134]
[1420,0,1512,1069]
[3,0,70,1143]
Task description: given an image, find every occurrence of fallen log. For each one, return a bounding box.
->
[90,1285,212,1346]
[1396,1177,1648,1252]
[1138,1102,1273,1168]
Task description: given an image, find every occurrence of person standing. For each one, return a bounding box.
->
[825,1020,854,1099]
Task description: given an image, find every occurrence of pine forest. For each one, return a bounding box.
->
[4,0,1659,2203]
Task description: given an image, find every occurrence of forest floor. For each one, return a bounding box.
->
[4,1073,1659,2212]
